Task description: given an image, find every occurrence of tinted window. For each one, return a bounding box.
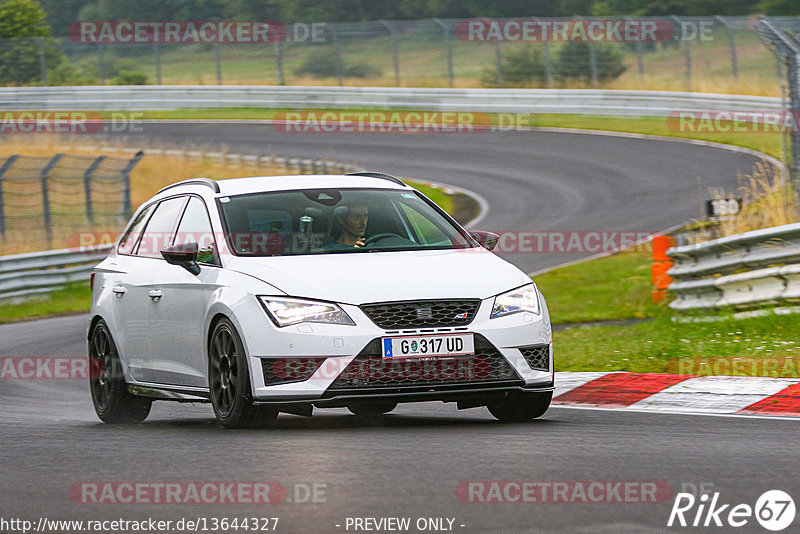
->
[117,203,153,255]
[174,197,218,265]
[135,196,188,258]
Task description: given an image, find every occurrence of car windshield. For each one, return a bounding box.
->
[218,188,477,256]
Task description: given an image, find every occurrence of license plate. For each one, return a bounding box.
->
[381,333,474,360]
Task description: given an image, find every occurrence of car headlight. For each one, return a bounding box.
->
[490,284,540,319]
[259,296,356,327]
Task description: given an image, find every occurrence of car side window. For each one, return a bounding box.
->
[174,196,218,265]
[135,196,188,258]
[117,203,153,255]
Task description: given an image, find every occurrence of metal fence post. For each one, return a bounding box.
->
[83,156,106,225]
[433,19,454,88]
[274,41,284,85]
[635,40,644,79]
[0,155,19,237]
[574,17,599,87]
[379,20,400,86]
[625,17,645,79]
[213,42,222,84]
[97,43,105,84]
[120,151,144,218]
[330,27,343,86]
[671,16,692,91]
[529,18,552,87]
[494,40,503,88]
[544,41,552,87]
[792,52,800,191]
[588,42,599,87]
[40,154,63,247]
[755,17,800,193]
[715,16,738,78]
[153,42,162,85]
[35,38,47,84]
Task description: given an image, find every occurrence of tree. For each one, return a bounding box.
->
[77,0,226,21]
[555,41,626,84]
[592,0,760,15]
[37,0,92,36]
[0,0,58,84]
[482,45,546,88]
[758,0,800,15]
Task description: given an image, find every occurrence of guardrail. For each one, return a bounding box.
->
[667,223,800,310]
[0,86,783,117]
[0,246,113,301]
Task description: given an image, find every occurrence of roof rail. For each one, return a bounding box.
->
[345,171,405,186]
[157,177,220,195]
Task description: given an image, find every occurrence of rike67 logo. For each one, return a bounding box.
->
[668,489,795,531]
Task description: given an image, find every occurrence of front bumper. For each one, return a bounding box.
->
[242,297,553,401]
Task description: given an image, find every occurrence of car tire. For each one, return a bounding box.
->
[89,319,152,423]
[209,318,278,429]
[347,402,397,417]
[488,392,552,423]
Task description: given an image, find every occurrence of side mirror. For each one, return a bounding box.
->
[469,231,499,251]
[161,242,201,275]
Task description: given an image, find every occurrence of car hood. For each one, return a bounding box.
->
[224,248,531,304]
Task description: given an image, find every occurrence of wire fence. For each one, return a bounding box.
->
[0,152,143,249]
[755,18,800,192]
[0,16,795,94]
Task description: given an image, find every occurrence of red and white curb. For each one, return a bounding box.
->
[553,372,800,417]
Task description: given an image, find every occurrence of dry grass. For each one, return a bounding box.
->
[715,160,799,238]
[0,136,289,255]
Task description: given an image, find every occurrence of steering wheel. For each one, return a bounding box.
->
[363,233,403,246]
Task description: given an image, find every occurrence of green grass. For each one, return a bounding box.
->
[0,282,92,323]
[555,313,800,377]
[530,113,782,159]
[535,250,658,325]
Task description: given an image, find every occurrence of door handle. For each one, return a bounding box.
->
[112,286,126,297]
[148,290,163,301]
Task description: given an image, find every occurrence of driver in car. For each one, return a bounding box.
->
[331,204,368,248]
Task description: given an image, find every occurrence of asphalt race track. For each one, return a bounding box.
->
[2,127,798,533]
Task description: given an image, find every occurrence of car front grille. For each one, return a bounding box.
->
[327,334,522,391]
[519,345,550,372]
[261,357,325,386]
[359,299,481,329]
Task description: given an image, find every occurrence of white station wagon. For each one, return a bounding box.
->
[88,172,553,428]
